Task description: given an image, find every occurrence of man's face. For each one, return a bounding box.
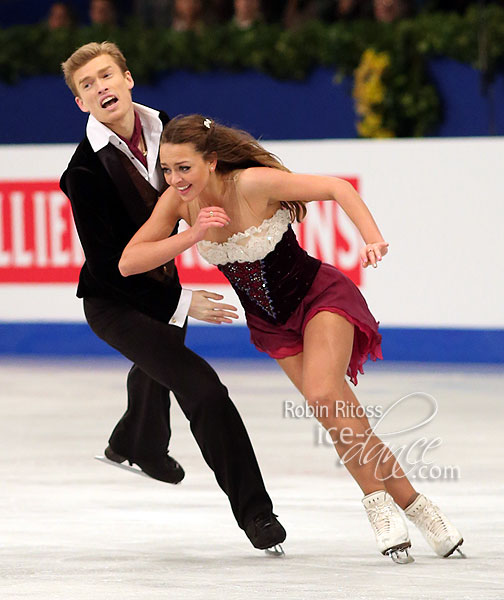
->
[73,54,134,126]
[90,0,116,25]
[48,3,71,28]
[175,0,202,19]
[234,0,259,20]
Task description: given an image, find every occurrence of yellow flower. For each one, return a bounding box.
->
[353,48,394,138]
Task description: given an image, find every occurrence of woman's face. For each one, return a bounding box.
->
[160,142,215,201]
[373,0,406,22]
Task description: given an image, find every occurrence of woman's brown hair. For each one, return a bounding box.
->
[161,114,306,222]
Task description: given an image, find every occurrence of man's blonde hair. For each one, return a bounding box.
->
[61,41,128,96]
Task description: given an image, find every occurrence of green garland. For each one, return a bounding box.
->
[1,5,503,137]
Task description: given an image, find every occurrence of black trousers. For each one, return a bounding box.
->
[83,296,273,529]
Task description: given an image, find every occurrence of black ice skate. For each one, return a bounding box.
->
[95,445,185,484]
[245,512,286,557]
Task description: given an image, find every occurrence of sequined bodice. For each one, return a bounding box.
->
[197,209,321,325]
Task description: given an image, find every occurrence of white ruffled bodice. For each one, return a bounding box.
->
[197,209,291,265]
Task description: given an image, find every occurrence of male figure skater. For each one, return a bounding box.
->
[59,41,285,552]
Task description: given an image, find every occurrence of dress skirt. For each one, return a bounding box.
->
[245,262,383,385]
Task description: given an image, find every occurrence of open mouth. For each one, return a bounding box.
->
[101,95,118,109]
[177,184,191,194]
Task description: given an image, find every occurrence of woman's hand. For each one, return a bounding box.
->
[190,206,230,243]
[361,241,389,269]
[188,290,239,324]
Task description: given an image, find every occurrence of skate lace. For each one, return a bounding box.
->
[253,512,278,529]
[415,503,448,540]
[368,505,393,536]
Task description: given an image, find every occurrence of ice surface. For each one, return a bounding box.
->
[0,359,502,599]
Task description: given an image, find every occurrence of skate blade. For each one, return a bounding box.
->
[94,455,149,478]
[445,539,466,559]
[264,544,285,557]
[386,547,415,564]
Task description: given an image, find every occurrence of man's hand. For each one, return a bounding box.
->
[188,290,239,324]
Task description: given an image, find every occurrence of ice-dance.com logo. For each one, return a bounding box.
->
[283,392,461,482]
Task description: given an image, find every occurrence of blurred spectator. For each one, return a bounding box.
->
[204,0,234,25]
[232,0,264,29]
[283,0,320,29]
[133,0,172,27]
[373,0,413,22]
[421,0,472,13]
[335,0,373,19]
[47,1,77,29]
[284,0,374,27]
[171,0,205,31]
[89,0,118,26]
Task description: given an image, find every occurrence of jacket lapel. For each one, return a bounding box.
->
[96,144,151,227]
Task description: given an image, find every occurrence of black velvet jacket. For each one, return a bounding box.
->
[60,110,182,323]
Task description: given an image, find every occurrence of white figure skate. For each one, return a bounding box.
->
[362,491,414,564]
[404,494,465,558]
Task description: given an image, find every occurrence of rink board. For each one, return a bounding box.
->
[1,323,503,364]
[0,139,503,362]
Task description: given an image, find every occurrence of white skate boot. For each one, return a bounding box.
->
[404,494,465,558]
[362,491,414,564]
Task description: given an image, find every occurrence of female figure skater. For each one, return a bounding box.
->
[119,114,464,563]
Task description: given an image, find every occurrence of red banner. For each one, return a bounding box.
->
[0,181,83,283]
[0,177,362,285]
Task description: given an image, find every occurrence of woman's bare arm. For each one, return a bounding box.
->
[237,167,388,267]
[119,190,229,276]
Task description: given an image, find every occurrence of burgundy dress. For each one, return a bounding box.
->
[197,209,383,385]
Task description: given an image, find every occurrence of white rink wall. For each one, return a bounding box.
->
[0,138,502,329]
[270,137,503,329]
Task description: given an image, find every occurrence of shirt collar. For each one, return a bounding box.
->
[86,102,162,153]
